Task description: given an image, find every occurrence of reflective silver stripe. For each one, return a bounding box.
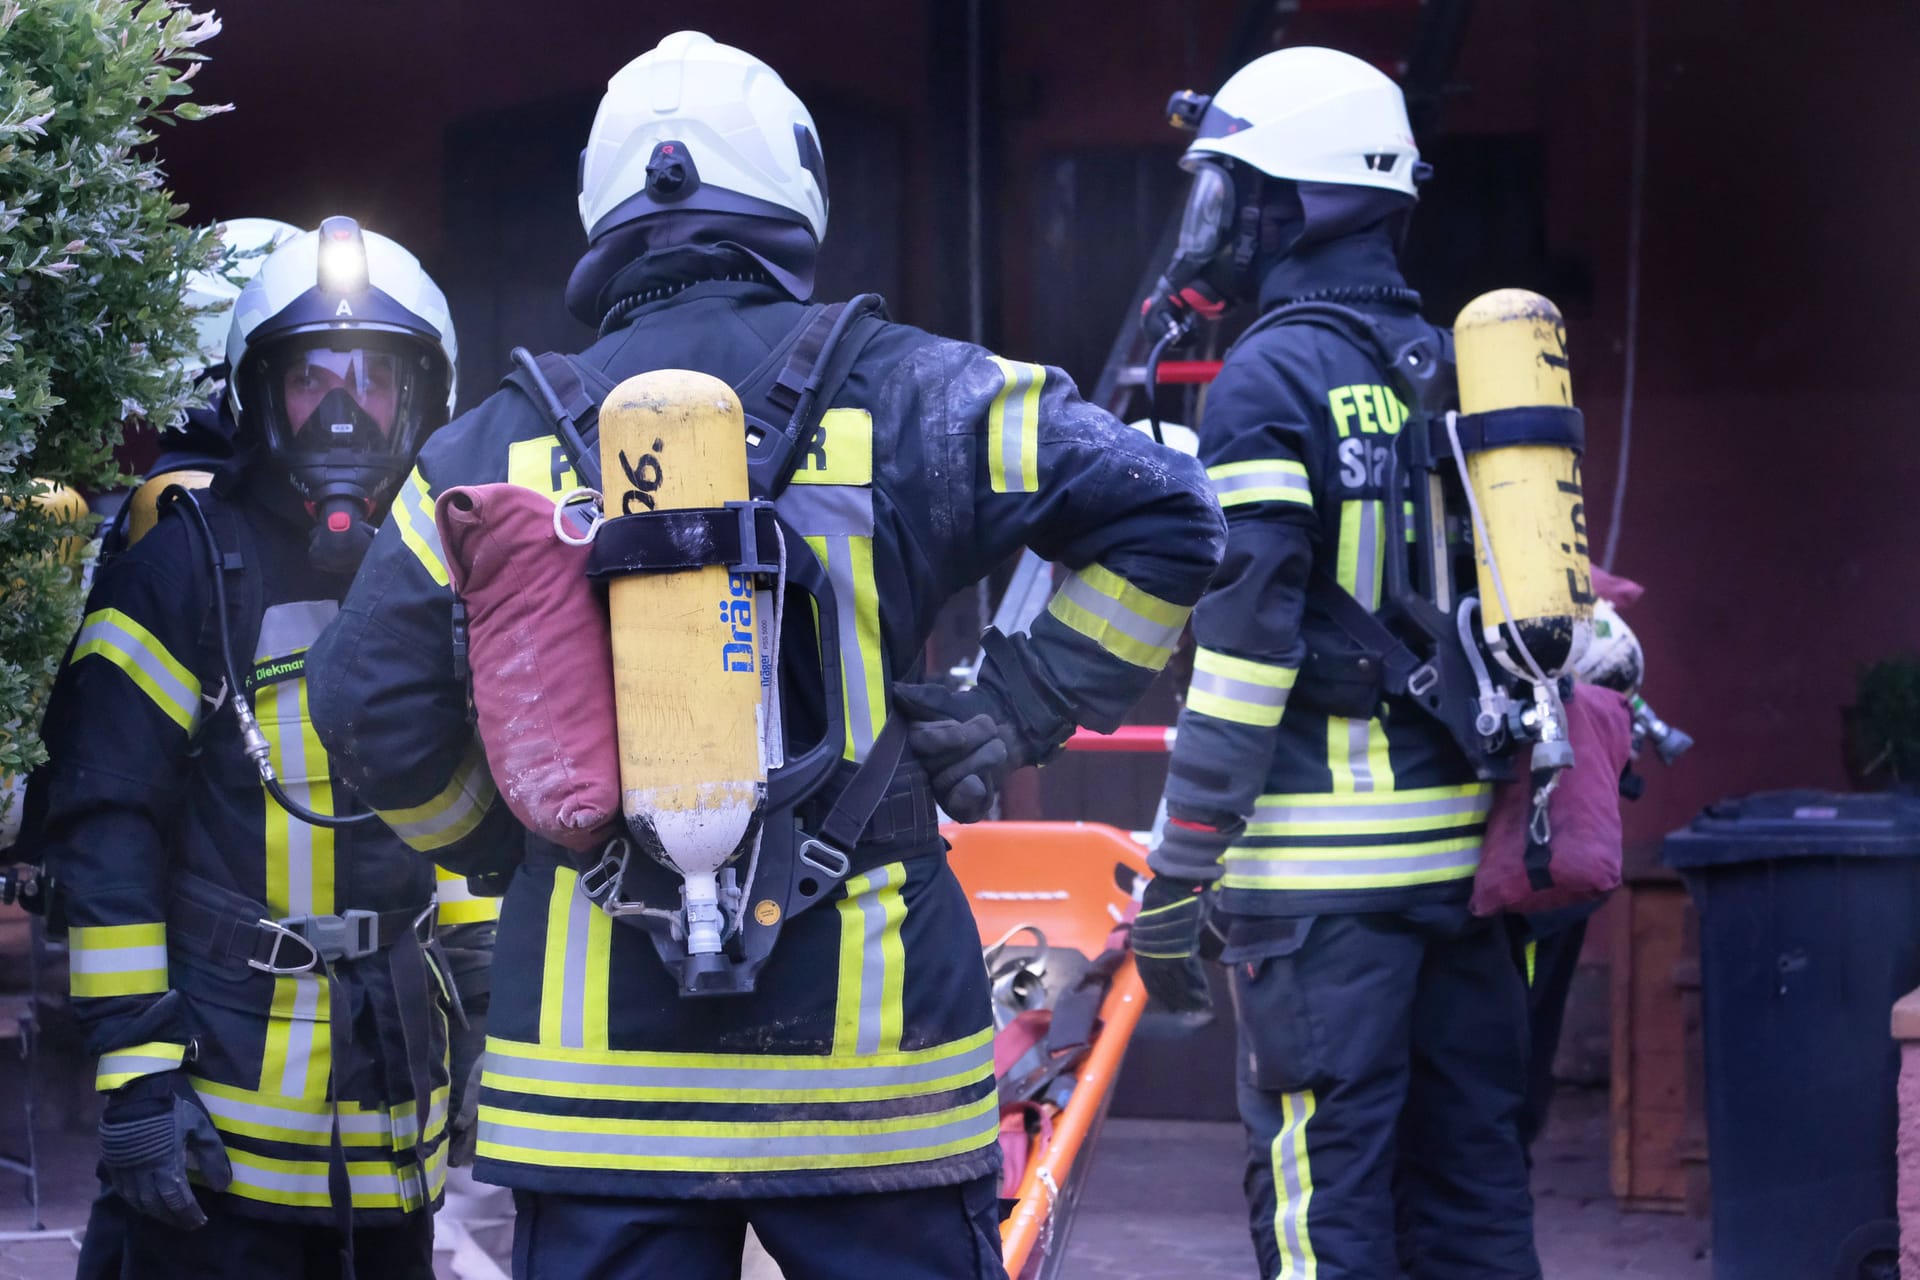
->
[1346,718,1375,793]
[854,864,897,1055]
[379,743,497,851]
[70,944,168,975]
[484,1033,994,1096]
[559,886,595,1050]
[97,1049,183,1079]
[254,600,339,660]
[1227,847,1481,880]
[271,679,319,913]
[1355,501,1381,611]
[1252,793,1491,827]
[823,535,877,759]
[197,1089,390,1141]
[778,485,874,537]
[72,613,201,728]
[1052,573,1185,658]
[393,470,449,586]
[279,976,323,1098]
[992,361,1041,493]
[1189,667,1290,716]
[391,1089,450,1149]
[1272,1091,1315,1276]
[479,1102,993,1161]
[1210,467,1311,503]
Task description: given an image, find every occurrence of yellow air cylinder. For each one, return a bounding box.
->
[1452,289,1594,678]
[599,370,765,958]
[125,468,215,548]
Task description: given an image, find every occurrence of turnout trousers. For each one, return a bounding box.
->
[509,1176,1004,1280]
[1224,904,1541,1280]
[77,1184,434,1279]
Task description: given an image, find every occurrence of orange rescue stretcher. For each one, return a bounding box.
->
[946,820,1152,1280]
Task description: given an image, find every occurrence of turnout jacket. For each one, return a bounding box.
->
[32,474,451,1223]
[305,257,1224,1199]
[1155,235,1492,917]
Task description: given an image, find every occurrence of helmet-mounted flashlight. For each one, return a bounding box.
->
[1166,90,1211,132]
[316,215,369,296]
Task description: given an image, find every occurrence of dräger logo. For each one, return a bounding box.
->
[720,572,755,673]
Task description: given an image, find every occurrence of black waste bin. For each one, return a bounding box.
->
[1664,790,1920,1280]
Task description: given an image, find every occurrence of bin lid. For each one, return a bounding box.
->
[1663,790,1920,870]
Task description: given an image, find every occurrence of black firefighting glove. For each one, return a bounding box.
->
[890,683,1027,823]
[98,1070,231,1230]
[1131,875,1216,1017]
[892,630,1075,823]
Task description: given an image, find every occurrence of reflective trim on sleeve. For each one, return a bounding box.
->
[480,1027,995,1104]
[435,864,501,926]
[1045,563,1190,672]
[833,862,908,1057]
[69,923,168,998]
[391,468,450,588]
[985,358,1043,494]
[95,1040,187,1091]
[540,867,612,1052]
[476,1091,999,1174]
[70,609,202,732]
[1207,459,1312,510]
[1185,647,1297,728]
[375,738,498,854]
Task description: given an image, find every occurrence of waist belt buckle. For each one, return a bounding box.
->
[280,909,381,965]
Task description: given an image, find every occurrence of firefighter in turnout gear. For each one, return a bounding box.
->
[1134,49,1542,1279]
[304,31,1222,1277]
[30,220,461,1279]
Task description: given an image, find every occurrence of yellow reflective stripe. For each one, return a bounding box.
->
[1326,716,1394,794]
[435,864,501,926]
[484,1027,994,1104]
[376,738,497,853]
[96,1040,187,1091]
[70,608,201,732]
[261,974,331,1101]
[391,468,449,587]
[1273,1089,1317,1278]
[1046,563,1190,671]
[803,533,886,761]
[221,1143,446,1213]
[1335,500,1385,611]
[506,435,579,497]
[833,862,908,1057]
[1525,940,1538,987]
[790,408,875,487]
[1246,784,1492,836]
[191,1076,425,1149]
[257,678,335,918]
[70,923,169,998]
[1187,648,1297,728]
[985,358,1043,494]
[540,867,611,1050]
[477,1091,999,1174]
[1208,458,1313,509]
[1221,837,1482,890]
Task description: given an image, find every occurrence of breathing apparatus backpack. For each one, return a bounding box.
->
[491,294,904,998]
[1238,290,1595,787]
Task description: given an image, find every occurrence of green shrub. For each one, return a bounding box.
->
[0,0,224,816]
